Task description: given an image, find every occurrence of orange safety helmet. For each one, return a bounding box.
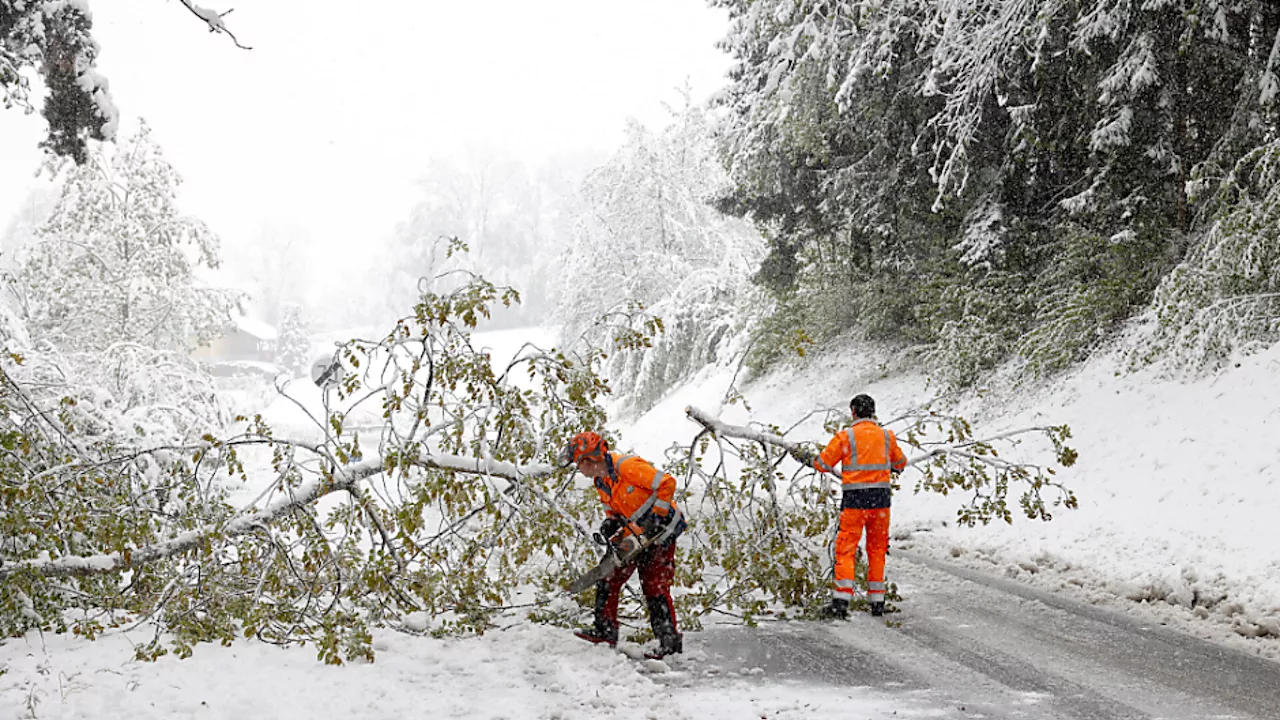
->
[565,431,608,465]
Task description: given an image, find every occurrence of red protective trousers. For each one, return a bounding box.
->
[834,507,890,604]
[597,541,677,632]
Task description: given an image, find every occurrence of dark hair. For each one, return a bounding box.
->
[850,394,876,418]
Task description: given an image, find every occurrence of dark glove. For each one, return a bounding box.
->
[599,516,623,540]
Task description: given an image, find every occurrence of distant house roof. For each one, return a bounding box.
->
[234,314,278,341]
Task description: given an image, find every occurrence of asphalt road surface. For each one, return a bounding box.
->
[668,551,1280,719]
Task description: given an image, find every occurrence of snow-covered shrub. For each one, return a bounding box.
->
[49,344,228,443]
[1018,226,1161,377]
[739,295,816,376]
[929,316,1005,388]
[917,273,1029,388]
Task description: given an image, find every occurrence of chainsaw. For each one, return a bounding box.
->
[567,523,658,594]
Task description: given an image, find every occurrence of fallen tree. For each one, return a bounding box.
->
[1,267,1079,660]
[1,270,616,662]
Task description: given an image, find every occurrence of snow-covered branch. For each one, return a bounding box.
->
[686,405,1062,469]
[685,405,801,453]
[684,403,1078,526]
[175,1,252,50]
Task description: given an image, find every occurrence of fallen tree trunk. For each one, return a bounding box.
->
[684,404,1078,526]
[0,452,561,580]
[686,405,1063,468]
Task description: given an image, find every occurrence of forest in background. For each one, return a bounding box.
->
[706,0,1280,384]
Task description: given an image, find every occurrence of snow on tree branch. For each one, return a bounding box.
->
[685,405,800,453]
[175,1,252,49]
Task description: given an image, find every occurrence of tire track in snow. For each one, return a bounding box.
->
[882,551,1280,719]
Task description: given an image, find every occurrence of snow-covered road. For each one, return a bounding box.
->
[687,552,1280,719]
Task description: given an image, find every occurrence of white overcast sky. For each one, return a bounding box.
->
[0,0,731,277]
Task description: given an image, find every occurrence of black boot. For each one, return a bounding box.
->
[870,601,885,617]
[644,596,683,659]
[574,627,618,646]
[820,597,850,620]
[575,580,618,647]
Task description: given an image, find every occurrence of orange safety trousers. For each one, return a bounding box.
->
[834,507,890,604]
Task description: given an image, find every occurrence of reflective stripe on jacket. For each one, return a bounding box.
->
[813,418,907,489]
[594,452,684,542]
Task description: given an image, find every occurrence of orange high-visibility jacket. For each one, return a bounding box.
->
[813,418,907,488]
[595,452,681,524]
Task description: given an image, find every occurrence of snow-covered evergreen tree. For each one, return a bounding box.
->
[2,1,248,161]
[0,0,116,161]
[10,121,240,354]
[709,0,1280,383]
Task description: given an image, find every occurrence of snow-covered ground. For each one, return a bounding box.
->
[1,620,974,720]
[4,326,1279,719]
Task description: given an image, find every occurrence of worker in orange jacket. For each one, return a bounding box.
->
[793,394,907,618]
[563,431,687,658]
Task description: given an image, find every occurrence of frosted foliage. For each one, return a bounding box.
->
[956,202,1005,266]
[922,0,1046,200]
[929,315,1005,387]
[1089,106,1135,154]
[1140,141,1280,372]
[7,340,229,446]
[716,0,1054,198]
[1263,28,1280,106]
[12,122,239,353]
[2,283,227,451]
[554,105,764,411]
